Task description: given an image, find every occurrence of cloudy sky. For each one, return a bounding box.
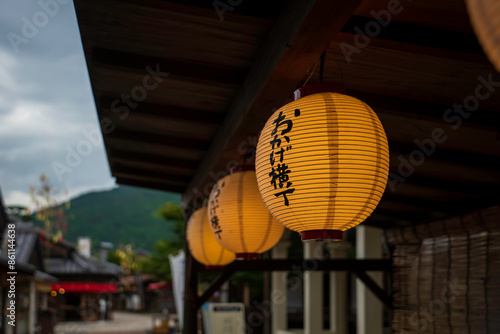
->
[0,0,115,208]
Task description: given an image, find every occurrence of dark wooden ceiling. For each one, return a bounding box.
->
[74,0,500,229]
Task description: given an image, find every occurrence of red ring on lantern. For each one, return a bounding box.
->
[301,230,343,241]
[236,253,260,260]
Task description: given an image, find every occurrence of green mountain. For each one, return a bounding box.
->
[38,185,181,251]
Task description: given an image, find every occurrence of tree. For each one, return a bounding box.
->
[115,244,138,275]
[139,202,185,281]
[31,174,70,243]
[155,202,185,247]
[107,249,122,266]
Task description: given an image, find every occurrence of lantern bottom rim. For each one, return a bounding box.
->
[205,265,225,270]
[301,230,343,242]
[236,253,260,260]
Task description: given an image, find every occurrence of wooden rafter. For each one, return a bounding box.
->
[182,0,364,207]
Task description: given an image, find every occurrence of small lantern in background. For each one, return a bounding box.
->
[208,165,284,259]
[255,84,389,241]
[186,206,235,268]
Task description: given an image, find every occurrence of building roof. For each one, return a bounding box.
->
[8,217,38,263]
[75,0,500,229]
[0,199,57,281]
[0,203,123,278]
[45,251,124,277]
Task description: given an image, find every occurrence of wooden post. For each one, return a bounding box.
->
[183,248,198,334]
[304,242,323,334]
[356,226,383,334]
[328,242,350,334]
[29,279,36,334]
[272,241,291,333]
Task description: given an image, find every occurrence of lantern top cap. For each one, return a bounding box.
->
[230,165,255,174]
[293,82,346,100]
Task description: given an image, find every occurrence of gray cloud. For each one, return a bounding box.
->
[0,0,115,207]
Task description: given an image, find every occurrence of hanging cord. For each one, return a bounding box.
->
[303,51,345,88]
[302,59,319,87]
[327,55,345,88]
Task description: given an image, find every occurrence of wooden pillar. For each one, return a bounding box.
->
[271,241,290,333]
[356,226,383,334]
[29,279,36,334]
[304,242,323,334]
[327,242,350,334]
[220,281,230,303]
[183,243,199,334]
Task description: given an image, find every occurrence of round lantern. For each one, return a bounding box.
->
[255,85,389,241]
[465,0,500,72]
[186,206,235,268]
[208,165,284,259]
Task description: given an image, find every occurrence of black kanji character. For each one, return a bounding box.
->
[269,163,292,189]
[275,188,295,206]
[211,216,220,230]
[271,111,293,137]
[210,204,218,216]
[270,134,281,149]
[270,148,285,165]
[213,230,222,239]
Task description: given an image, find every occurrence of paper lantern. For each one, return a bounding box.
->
[186,206,235,267]
[208,166,284,259]
[465,0,500,72]
[255,86,389,241]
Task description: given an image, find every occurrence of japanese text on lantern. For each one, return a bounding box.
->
[210,182,224,239]
[268,109,300,206]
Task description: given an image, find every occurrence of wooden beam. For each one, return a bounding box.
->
[197,268,236,308]
[363,215,413,229]
[380,193,459,213]
[116,177,186,193]
[353,269,392,309]
[99,96,224,125]
[335,32,488,63]
[198,259,392,272]
[349,89,500,132]
[91,47,246,86]
[109,149,198,170]
[183,0,364,207]
[105,129,208,150]
[114,172,187,187]
[113,0,284,21]
[371,207,447,226]
[112,164,191,183]
[393,174,500,201]
[341,15,483,55]
[388,140,500,172]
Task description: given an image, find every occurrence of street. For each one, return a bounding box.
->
[54,311,168,334]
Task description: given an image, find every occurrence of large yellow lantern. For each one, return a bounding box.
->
[208,166,284,259]
[465,0,500,72]
[186,206,235,268]
[255,86,389,241]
